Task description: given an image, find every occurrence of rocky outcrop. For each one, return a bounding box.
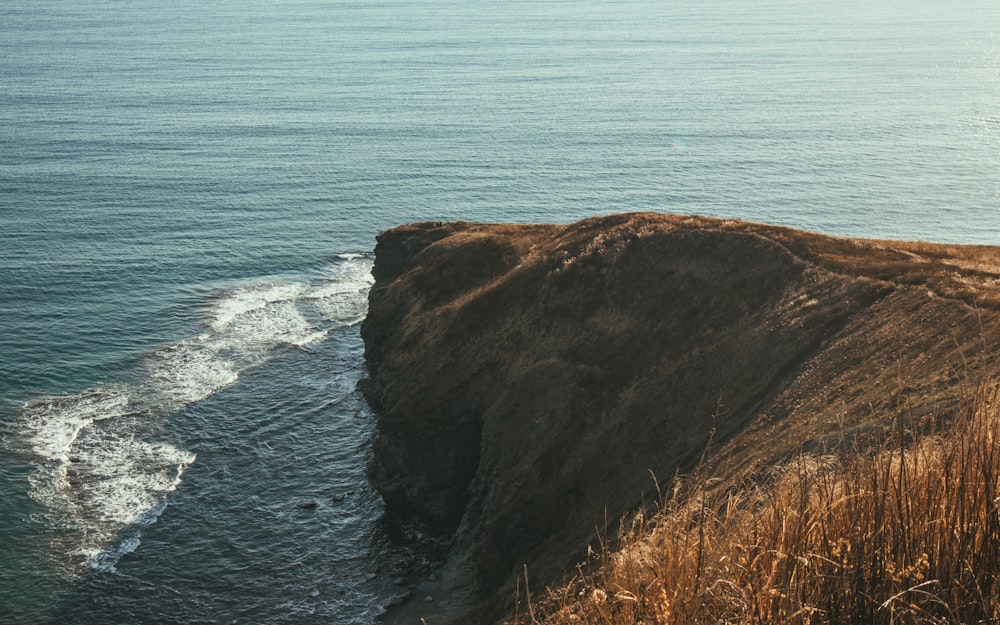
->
[360,212,1000,624]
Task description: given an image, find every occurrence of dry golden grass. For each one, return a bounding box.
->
[509,384,1000,625]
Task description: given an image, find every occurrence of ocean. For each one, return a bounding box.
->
[1,0,998,622]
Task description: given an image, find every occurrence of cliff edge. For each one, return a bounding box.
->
[360,212,1000,624]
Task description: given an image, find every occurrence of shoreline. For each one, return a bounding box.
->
[379,555,475,625]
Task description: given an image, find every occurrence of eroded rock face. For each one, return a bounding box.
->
[360,212,1000,623]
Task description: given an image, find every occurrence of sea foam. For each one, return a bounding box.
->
[19,255,374,573]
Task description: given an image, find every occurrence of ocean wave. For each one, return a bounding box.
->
[21,388,194,572]
[18,254,374,574]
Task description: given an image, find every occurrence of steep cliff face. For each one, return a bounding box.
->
[360,212,1000,623]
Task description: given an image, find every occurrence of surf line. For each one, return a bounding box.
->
[18,255,375,573]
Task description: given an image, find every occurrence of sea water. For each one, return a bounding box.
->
[2,0,998,622]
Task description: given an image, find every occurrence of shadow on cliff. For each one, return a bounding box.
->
[360,212,1000,624]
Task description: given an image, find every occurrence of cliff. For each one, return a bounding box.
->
[360,212,1000,624]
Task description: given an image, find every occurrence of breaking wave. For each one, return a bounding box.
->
[18,255,374,573]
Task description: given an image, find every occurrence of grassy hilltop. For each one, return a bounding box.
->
[361,212,1000,624]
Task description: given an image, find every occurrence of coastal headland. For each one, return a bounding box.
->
[360,212,1000,624]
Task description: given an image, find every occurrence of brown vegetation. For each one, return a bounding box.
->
[509,383,1000,625]
[362,212,1000,624]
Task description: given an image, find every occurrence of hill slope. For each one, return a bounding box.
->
[360,212,1000,623]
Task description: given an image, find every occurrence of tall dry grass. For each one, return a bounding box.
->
[510,384,1000,625]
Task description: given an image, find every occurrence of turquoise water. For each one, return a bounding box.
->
[2,0,999,622]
